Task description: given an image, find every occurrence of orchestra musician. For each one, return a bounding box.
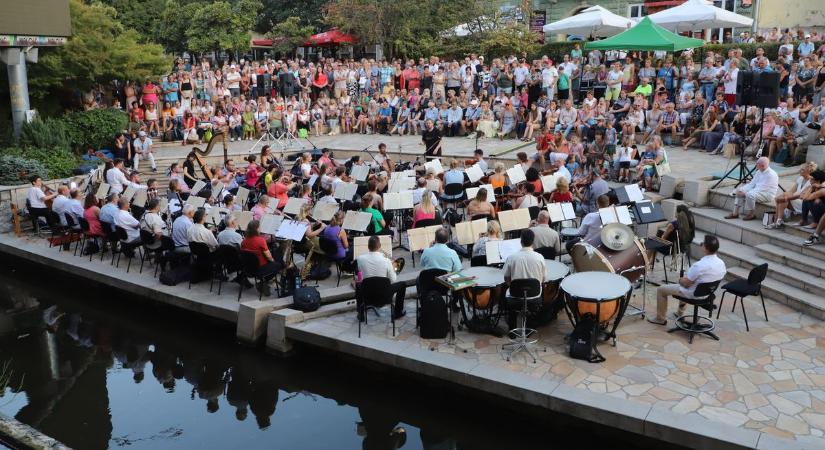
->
[373,143,394,174]
[421,119,442,160]
[27,175,57,229]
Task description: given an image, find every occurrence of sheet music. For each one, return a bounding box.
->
[389,176,416,193]
[624,183,644,203]
[260,213,284,235]
[561,202,576,220]
[122,185,137,202]
[498,238,522,262]
[466,184,494,200]
[159,197,169,214]
[350,165,370,182]
[191,180,207,195]
[407,225,441,252]
[275,220,308,241]
[306,174,318,187]
[283,198,307,215]
[498,208,531,232]
[383,191,414,210]
[334,182,358,200]
[234,211,253,231]
[353,235,392,259]
[424,159,443,175]
[402,170,415,178]
[208,207,229,226]
[616,205,633,225]
[311,202,339,221]
[131,188,148,208]
[547,203,564,223]
[342,210,372,231]
[95,182,110,200]
[599,206,619,225]
[426,179,440,192]
[506,165,526,185]
[235,187,250,210]
[465,164,484,183]
[541,174,558,193]
[185,196,206,209]
[456,218,487,245]
[485,240,503,264]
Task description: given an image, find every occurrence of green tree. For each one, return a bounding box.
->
[156,0,205,53]
[478,23,541,59]
[267,16,315,57]
[100,0,165,40]
[254,0,325,33]
[186,0,262,55]
[27,0,169,99]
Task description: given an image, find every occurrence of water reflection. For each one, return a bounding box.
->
[0,264,653,450]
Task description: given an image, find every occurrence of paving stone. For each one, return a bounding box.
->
[779,391,813,409]
[776,414,810,435]
[733,373,760,395]
[801,413,825,431]
[768,394,805,415]
[672,396,701,414]
[697,406,750,427]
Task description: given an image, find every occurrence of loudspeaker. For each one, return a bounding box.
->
[736,71,779,108]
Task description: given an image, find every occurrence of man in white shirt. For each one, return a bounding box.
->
[226,65,241,97]
[26,175,56,230]
[140,198,167,249]
[172,204,195,252]
[106,159,133,194]
[217,216,243,247]
[412,178,439,205]
[355,236,406,319]
[133,131,156,172]
[541,61,558,100]
[555,100,577,138]
[529,211,561,256]
[66,188,84,228]
[503,229,545,284]
[649,235,727,325]
[187,208,219,252]
[726,157,779,221]
[566,195,608,254]
[114,197,141,242]
[552,158,571,183]
[51,185,72,226]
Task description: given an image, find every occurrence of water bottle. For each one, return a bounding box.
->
[357,270,363,283]
[295,276,301,290]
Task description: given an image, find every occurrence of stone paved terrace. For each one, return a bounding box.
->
[285,264,825,449]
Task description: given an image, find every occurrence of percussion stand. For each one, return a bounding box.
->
[621,265,647,320]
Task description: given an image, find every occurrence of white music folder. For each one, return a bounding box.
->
[465,164,484,183]
[506,165,526,184]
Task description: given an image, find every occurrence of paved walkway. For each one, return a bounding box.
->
[294,262,825,447]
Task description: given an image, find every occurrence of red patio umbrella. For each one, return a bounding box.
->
[304,28,356,46]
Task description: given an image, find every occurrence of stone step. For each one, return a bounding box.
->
[755,243,825,278]
[691,231,825,320]
[725,266,825,321]
[691,207,825,262]
[694,232,825,297]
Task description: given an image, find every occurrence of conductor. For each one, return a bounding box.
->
[421,119,442,160]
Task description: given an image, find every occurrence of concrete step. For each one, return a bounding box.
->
[691,206,825,262]
[691,231,825,320]
[725,266,825,321]
[755,243,825,278]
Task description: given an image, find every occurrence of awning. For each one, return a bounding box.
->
[251,38,274,47]
[304,28,356,46]
[584,16,705,51]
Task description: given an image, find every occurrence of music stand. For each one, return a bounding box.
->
[248,127,278,156]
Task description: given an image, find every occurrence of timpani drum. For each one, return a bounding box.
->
[560,228,580,241]
[561,271,631,328]
[542,260,569,307]
[459,266,505,334]
[569,235,650,283]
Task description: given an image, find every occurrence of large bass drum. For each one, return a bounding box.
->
[569,235,649,283]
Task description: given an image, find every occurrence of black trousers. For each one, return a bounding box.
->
[356,281,406,318]
[29,206,50,229]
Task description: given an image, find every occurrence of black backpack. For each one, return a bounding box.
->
[443,208,462,227]
[419,291,450,339]
[293,286,321,312]
[159,265,191,286]
[569,313,601,363]
[307,259,332,280]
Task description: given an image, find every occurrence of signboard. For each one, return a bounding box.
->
[0,0,72,38]
[530,10,546,43]
[0,35,67,47]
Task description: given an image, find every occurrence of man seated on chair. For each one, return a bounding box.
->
[420,228,462,273]
[529,211,561,257]
[355,236,406,320]
[648,234,726,325]
[725,157,778,221]
[172,204,196,253]
[503,229,545,285]
[114,197,140,244]
[566,194,609,254]
[187,207,219,253]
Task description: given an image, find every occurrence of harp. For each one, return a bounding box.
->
[192,131,228,180]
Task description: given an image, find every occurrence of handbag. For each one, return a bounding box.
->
[723,143,737,159]
[655,160,671,176]
[762,211,776,227]
[292,286,321,312]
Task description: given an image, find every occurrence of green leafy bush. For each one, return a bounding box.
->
[18,117,71,151]
[0,155,49,185]
[62,108,128,151]
[2,146,79,180]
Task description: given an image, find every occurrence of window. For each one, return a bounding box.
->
[628,4,647,19]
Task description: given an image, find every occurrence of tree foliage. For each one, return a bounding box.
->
[27,0,169,98]
[156,0,205,54]
[267,17,315,57]
[185,0,262,54]
[254,0,325,33]
[100,0,166,40]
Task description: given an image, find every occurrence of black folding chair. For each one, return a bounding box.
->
[114,226,142,273]
[719,263,769,332]
[357,277,396,338]
[189,242,218,291]
[238,251,280,301]
[216,244,242,295]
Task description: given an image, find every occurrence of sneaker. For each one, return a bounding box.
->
[393,257,405,274]
[764,221,784,230]
[803,234,820,246]
[646,317,667,326]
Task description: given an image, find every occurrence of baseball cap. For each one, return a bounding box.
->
[138,131,147,137]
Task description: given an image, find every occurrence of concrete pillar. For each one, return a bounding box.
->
[236,300,277,345]
[658,175,684,199]
[265,309,304,355]
[683,180,710,206]
[1,48,31,138]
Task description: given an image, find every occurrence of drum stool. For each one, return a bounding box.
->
[502,279,543,363]
[668,280,722,344]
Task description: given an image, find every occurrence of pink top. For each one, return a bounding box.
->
[412,207,435,228]
[84,206,103,236]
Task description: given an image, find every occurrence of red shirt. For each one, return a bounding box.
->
[267,182,289,208]
[550,191,574,203]
[246,163,260,188]
[241,235,269,266]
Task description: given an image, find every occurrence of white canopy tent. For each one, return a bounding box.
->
[542,6,635,38]
[647,0,753,33]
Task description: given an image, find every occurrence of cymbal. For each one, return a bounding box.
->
[600,223,635,251]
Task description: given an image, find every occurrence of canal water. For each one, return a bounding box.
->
[0,259,663,450]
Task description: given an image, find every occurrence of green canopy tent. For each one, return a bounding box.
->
[584,16,704,51]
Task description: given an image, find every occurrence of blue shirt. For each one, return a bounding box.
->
[424,107,440,122]
[657,67,676,90]
[100,203,118,231]
[442,169,465,200]
[378,106,392,118]
[421,243,462,273]
[447,107,463,123]
[163,81,179,102]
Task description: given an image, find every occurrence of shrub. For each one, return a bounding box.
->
[0,155,49,185]
[62,108,128,151]
[18,117,71,151]
[2,146,79,180]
